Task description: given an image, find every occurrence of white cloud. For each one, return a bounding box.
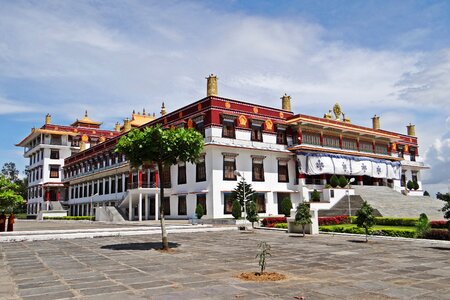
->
[0,96,39,115]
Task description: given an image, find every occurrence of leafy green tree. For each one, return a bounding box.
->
[246,200,259,228]
[280,197,293,217]
[295,202,312,237]
[330,174,339,188]
[115,125,204,250]
[338,176,348,188]
[310,189,321,202]
[356,201,375,242]
[231,199,241,219]
[195,204,204,219]
[1,162,27,203]
[0,175,25,214]
[415,213,430,238]
[407,180,414,191]
[437,192,450,231]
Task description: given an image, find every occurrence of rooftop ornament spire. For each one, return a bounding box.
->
[206,74,218,97]
[160,102,166,116]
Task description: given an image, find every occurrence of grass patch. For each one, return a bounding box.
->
[321,224,415,231]
[320,224,417,238]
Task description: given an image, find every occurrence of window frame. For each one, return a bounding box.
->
[223,154,237,181]
[277,159,289,183]
[177,162,187,185]
[251,156,265,182]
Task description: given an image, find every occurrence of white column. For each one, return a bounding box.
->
[129,195,133,221]
[145,194,149,220]
[138,193,143,222]
[155,193,159,221]
[122,173,126,192]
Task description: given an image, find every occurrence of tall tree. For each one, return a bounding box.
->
[115,125,204,250]
[0,175,25,214]
[231,178,257,227]
[1,162,19,181]
[356,201,375,242]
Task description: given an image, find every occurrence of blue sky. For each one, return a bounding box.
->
[1,0,449,195]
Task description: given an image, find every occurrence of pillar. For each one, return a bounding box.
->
[320,174,327,185]
[145,194,149,220]
[138,170,143,188]
[138,193,142,222]
[129,196,133,221]
[357,176,363,186]
[155,193,159,221]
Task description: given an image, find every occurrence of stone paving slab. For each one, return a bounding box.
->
[1,230,450,299]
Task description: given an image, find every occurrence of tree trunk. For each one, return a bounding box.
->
[302,225,305,237]
[158,162,169,250]
[365,227,369,243]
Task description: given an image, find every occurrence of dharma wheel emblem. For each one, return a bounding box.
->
[376,166,382,175]
[361,163,368,173]
[315,160,324,171]
[333,103,341,119]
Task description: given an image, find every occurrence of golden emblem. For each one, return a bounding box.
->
[74,128,78,132]
[404,145,409,152]
[81,134,89,142]
[238,115,247,126]
[225,101,231,109]
[391,143,397,151]
[109,132,113,136]
[197,103,202,110]
[187,119,193,129]
[179,111,183,118]
[265,120,273,131]
[99,136,106,143]
[280,112,284,118]
[92,130,96,134]
[253,107,259,113]
[333,103,341,120]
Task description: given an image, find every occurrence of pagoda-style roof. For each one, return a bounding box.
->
[15,128,78,147]
[130,111,155,127]
[71,111,102,128]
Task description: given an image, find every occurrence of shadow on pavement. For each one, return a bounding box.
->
[428,246,450,251]
[101,242,180,251]
[348,239,369,243]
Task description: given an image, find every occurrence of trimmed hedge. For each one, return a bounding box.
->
[43,216,94,221]
[274,223,288,229]
[320,225,416,238]
[318,216,350,226]
[430,220,449,229]
[261,217,287,227]
[374,217,418,226]
[424,229,450,240]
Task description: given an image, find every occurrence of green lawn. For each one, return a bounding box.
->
[320,224,415,231]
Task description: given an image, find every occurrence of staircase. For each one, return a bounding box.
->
[319,195,382,217]
[95,206,126,222]
[353,186,445,220]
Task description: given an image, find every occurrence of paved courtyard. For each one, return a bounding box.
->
[1,229,450,300]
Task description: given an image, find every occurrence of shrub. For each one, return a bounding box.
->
[43,216,93,220]
[280,197,293,217]
[274,223,288,229]
[374,217,418,226]
[261,217,287,227]
[430,220,449,229]
[338,176,348,188]
[231,200,242,219]
[424,229,450,240]
[318,215,349,226]
[407,180,414,191]
[423,191,430,196]
[195,204,204,219]
[330,175,339,188]
[413,181,419,190]
[415,213,430,238]
[356,201,375,242]
[311,189,321,202]
[324,184,332,189]
[320,225,416,238]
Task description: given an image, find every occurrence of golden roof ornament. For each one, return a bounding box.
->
[160,102,166,116]
[324,110,332,119]
[333,103,341,120]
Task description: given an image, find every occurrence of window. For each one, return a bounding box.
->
[342,139,357,150]
[323,136,340,148]
[71,187,74,199]
[50,149,59,159]
[178,162,186,185]
[412,171,418,183]
[105,178,109,194]
[50,165,60,178]
[302,132,321,145]
[196,155,206,182]
[162,165,171,188]
[277,193,290,215]
[163,197,171,215]
[255,193,266,213]
[111,177,116,194]
[360,141,373,153]
[178,195,187,215]
[224,192,234,214]
[276,128,287,144]
[51,134,62,145]
[252,156,265,181]
[375,144,388,155]
[223,154,237,180]
[83,184,87,198]
[197,194,207,215]
[118,176,123,193]
[401,172,406,187]
[278,159,289,182]
[409,147,416,161]
[99,181,103,195]
[251,121,263,142]
[222,119,235,138]
[195,121,205,137]
[88,183,92,196]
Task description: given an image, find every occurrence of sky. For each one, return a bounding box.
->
[1,0,449,196]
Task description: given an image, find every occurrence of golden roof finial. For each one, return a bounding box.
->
[143,108,146,115]
[84,110,88,117]
[160,102,166,116]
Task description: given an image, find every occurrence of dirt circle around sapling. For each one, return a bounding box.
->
[236,272,287,282]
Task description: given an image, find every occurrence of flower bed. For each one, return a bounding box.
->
[318,216,349,226]
[261,217,287,227]
[430,220,449,229]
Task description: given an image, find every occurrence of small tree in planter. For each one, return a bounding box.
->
[255,241,271,275]
[338,176,348,188]
[423,191,430,196]
[406,180,414,191]
[415,213,430,238]
[413,181,419,190]
[246,200,259,228]
[310,189,321,202]
[195,204,204,220]
[356,201,375,242]
[231,199,242,219]
[330,174,339,188]
[295,202,312,237]
[280,197,293,217]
